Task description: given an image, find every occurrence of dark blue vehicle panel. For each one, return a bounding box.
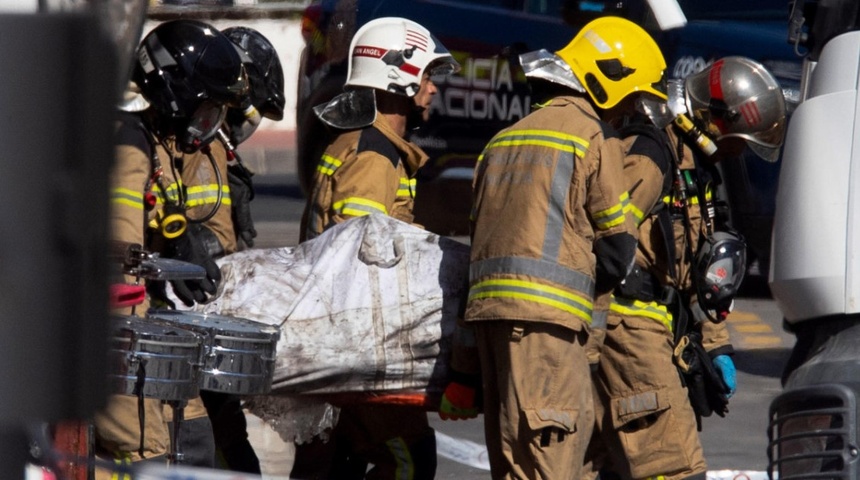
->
[297,0,802,267]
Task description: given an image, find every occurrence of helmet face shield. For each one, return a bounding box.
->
[178,100,227,153]
[223,26,286,121]
[685,56,786,162]
[427,57,459,79]
[225,105,263,146]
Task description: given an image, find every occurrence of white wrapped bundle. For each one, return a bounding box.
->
[194,214,471,396]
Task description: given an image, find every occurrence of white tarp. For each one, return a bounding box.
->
[195,213,470,394]
[188,214,471,441]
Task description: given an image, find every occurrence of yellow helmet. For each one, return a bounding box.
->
[556,16,667,109]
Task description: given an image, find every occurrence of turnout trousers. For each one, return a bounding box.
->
[475,320,593,480]
[584,313,706,480]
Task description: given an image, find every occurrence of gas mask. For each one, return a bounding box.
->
[176,100,227,154]
[694,231,746,322]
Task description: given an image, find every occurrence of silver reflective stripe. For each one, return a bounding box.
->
[616,391,659,417]
[470,256,595,295]
[591,309,608,329]
[543,148,574,261]
[536,409,576,430]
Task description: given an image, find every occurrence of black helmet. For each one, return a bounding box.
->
[222,26,285,121]
[133,20,249,152]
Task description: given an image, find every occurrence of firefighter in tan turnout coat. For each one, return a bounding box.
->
[462,17,668,479]
[584,56,787,479]
[294,17,460,479]
[98,19,248,475]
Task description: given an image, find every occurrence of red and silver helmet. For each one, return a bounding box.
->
[684,56,787,162]
[345,17,459,97]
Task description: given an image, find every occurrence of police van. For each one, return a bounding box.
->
[297,0,800,270]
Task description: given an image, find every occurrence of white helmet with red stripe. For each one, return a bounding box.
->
[684,56,786,162]
[345,17,459,97]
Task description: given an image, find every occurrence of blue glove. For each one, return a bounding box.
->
[712,354,737,398]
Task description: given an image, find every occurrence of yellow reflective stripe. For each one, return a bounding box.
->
[385,437,414,480]
[620,191,631,214]
[317,154,342,176]
[112,456,132,480]
[332,197,388,217]
[484,129,589,158]
[629,203,645,225]
[151,182,181,204]
[610,296,673,332]
[592,201,626,230]
[397,177,417,198]
[663,189,712,206]
[469,278,593,323]
[185,184,231,207]
[111,187,144,210]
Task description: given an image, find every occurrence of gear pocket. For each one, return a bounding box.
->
[610,389,692,478]
[523,408,579,447]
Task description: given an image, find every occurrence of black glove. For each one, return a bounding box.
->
[676,331,731,419]
[162,224,223,306]
[228,162,257,249]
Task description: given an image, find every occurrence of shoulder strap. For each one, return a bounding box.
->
[358,126,400,169]
[619,122,674,205]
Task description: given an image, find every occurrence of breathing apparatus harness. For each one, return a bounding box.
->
[671,115,747,325]
[140,125,225,241]
[669,115,743,424]
[613,114,741,425]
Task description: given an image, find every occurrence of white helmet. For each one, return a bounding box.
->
[345,17,459,97]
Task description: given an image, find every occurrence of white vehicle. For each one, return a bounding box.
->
[767,0,860,477]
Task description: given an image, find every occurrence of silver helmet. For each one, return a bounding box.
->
[684,56,786,162]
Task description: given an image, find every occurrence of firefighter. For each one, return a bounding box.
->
[291,17,459,479]
[220,25,286,251]
[583,56,787,480]
[452,16,664,479]
[194,25,286,473]
[98,19,248,476]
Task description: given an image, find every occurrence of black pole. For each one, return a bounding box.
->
[0,12,114,467]
[0,425,30,476]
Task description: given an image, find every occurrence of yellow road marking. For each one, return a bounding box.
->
[734,323,774,334]
[727,311,760,322]
[741,336,783,347]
